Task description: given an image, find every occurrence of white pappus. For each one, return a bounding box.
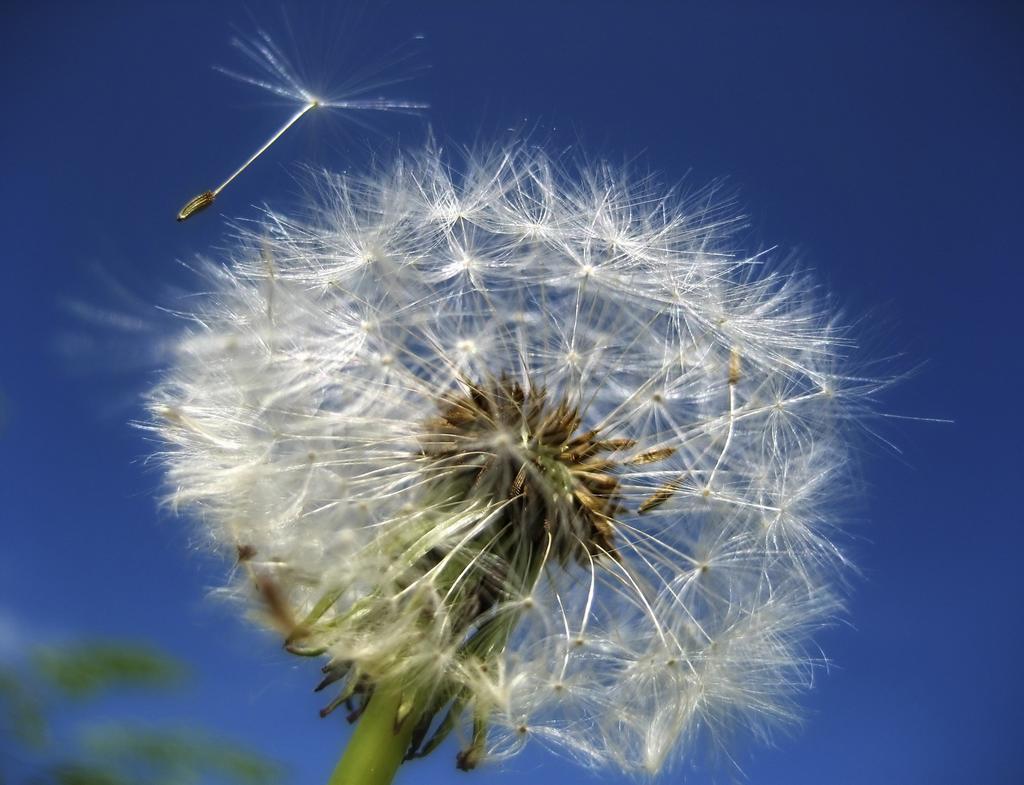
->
[150,140,880,777]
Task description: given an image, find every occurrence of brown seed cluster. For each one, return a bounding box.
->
[421,374,638,567]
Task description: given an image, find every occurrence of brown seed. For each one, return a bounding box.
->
[572,469,618,493]
[588,515,621,561]
[253,574,297,634]
[599,437,638,451]
[626,446,677,465]
[639,478,684,514]
[176,190,216,222]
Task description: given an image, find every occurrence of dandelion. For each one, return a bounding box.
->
[177,31,426,221]
[150,140,882,783]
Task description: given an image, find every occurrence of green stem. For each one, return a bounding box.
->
[327,687,417,785]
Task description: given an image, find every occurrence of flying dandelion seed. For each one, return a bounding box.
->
[177,31,427,222]
[152,130,884,781]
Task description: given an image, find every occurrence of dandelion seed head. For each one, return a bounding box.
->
[151,142,879,774]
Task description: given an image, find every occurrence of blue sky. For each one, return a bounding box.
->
[2,2,1022,783]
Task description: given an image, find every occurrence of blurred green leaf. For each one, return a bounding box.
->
[33,644,185,699]
[0,666,48,747]
[79,724,281,785]
[47,763,133,785]
[2,641,282,785]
